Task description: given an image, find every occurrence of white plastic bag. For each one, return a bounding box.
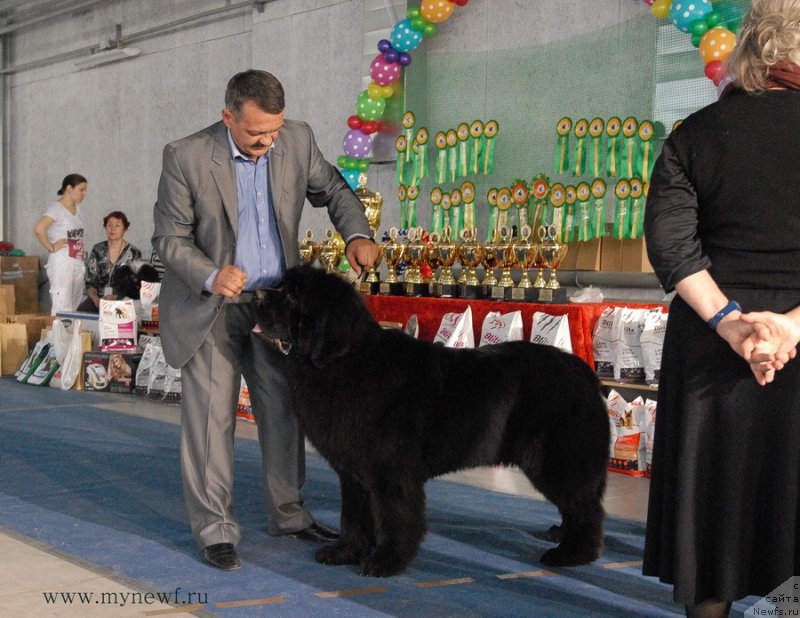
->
[530,312,573,353]
[433,306,474,348]
[479,310,523,347]
[52,319,83,390]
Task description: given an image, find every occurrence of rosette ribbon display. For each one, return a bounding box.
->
[591,178,607,239]
[588,117,605,178]
[511,179,530,232]
[576,182,593,241]
[620,117,639,179]
[561,185,577,243]
[572,118,589,177]
[554,117,572,176]
[613,179,631,240]
[605,116,621,178]
[461,181,476,234]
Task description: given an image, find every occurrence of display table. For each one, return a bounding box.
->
[363,295,666,368]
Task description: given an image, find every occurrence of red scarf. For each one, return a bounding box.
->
[765,60,800,91]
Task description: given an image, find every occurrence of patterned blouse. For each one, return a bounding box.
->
[84,241,142,295]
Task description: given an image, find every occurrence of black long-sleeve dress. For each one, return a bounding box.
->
[643,88,800,605]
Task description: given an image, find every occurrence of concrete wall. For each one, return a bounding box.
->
[3,0,658,301]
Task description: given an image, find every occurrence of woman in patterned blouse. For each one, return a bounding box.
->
[77,211,141,312]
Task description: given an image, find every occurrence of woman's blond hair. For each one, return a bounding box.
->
[724,0,800,93]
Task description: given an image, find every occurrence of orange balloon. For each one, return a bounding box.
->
[651,0,670,19]
[420,0,455,24]
[698,27,736,64]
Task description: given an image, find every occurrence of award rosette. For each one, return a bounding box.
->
[450,188,464,243]
[591,178,608,239]
[482,120,499,175]
[446,129,458,183]
[395,135,408,185]
[440,192,452,236]
[402,111,415,163]
[635,120,655,183]
[605,116,622,177]
[469,120,484,175]
[434,131,448,184]
[554,117,572,176]
[511,179,530,232]
[430,187,444,235]
[530,173,551,233]
[572,118,589,177]
[456,122,470,178]
[562,185,577,243]
[486,187,499,243]
[397,184,408,229]
[588,117,605,178]
[628,177,645,239]
[620,116,639,179]
[576,182,593,241]
[412,127,430,183]
[461,181,476,234]
[613,178,632,240]
[406,184,420,229]
[495,187,513,240]
[549,182,566,243]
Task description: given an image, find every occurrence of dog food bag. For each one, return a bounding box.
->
[644,398,657,477]
[641,308,668,386]
[592,306,618,379]
[433,306,474,348]
[610,395,646,476]
[530,312,573,354]
[135,338,162,397]
[479,310,523,347]
[612,307,647,383]
[26,345,60,386]
[146,345,169,401]
[161,364,182,404]
[15,341,50,383]
[99,298,138,352]
[606,389,627,458]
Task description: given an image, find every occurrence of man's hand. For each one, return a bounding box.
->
[345,238,380,276]
[211,265,247,297]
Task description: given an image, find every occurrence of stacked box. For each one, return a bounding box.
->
[83,352,142,393]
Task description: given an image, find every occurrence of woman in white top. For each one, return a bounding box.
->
[33,174,88,315]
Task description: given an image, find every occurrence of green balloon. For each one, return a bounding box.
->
[337,155,348,168]
[689,18,709,37]
[407,6,420,18]
[691,32,703,48]
[358,160,370,171]
[705,10,721,28]
[345,157,359,170]
[355,90,386,122]
[410,17,426,31]
[423,23,437,37]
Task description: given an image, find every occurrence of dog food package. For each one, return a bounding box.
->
[15,341,50,383]
[641,308,668,386]
[146,347,169,401]
[135,338,162,397]
[26,345,60,386]
[610,395,646,476]
[592,306,619,379]
[479,310,523,347]
[433,306,474,348]
[612,307,647,383]
[99,298,138,352]
[644,398,657,477]
[606,389,627,458]
[161,364,182,404]
[237,376,255,423]
[530,312,573,354]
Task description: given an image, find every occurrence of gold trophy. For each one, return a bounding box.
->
[490,226,517,300]
[458,228,485,299]
[536,224,569,303]
[355,173,382,238]
[431,227,460,298]
[404,227,429,296]
[298,229,320,266]
[482,229,500,290]
[379,227,405,295]
[511,224,538,302]
[318,229,344,274]
[360,244,384,295]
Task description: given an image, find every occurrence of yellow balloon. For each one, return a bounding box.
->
[420,0,454,24]
[367,82,383,99]
[651,0,670,19]
[380,85,393,98]
[698,27,736,64]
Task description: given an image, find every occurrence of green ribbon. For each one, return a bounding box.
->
[589,135,604,178]
[613,199,630,239]
[451,205,464,242]
[606,136,620,177]
[470,137,482,175]
[407,198,418,228]
[431,203,443,235]
[555,134,569,175]
[448,145,458,183]
[482,138,495,175]
[573,136,586,176]
[577,200,593,241]
[458,140,468,178]
[435,148,447,184]
[561,203,575,243]
[487,206,498,243]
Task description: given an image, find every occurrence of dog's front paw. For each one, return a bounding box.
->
[540,545,600,567]
[358,547,409,577]
[315,541,362,566]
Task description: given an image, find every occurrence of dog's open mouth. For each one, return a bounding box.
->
[252,324,292,355]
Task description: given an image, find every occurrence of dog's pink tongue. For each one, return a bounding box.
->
[252,324,262,333]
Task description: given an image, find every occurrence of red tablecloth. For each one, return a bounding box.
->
[364,295,666,369]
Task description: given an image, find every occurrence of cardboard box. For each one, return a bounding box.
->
[0,284,15,315]
[0,256,40,314]
[600,236,653,273]
[83,351,142,393]
[560,238,602,271]
[0,322,28,375]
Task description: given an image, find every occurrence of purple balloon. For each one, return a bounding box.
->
[398,52,412,67]
[384,50,399,63]
[342,129,372,160]
[377,39,392,53]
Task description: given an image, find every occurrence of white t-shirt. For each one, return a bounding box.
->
[44,201,85,261]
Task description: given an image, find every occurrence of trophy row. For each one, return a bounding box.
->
[300,224,569,304]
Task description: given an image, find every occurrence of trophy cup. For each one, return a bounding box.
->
[510,224,538,302]
[359,244,384,295]
[482,229,500,291]
[318,229,344,274]
[458,228,485,299]
[379,227,406,296]
[430,227,460,298]
[403,227,429,297]
[355,173,382,238]
[535,224,569,303]
[489,226,517,301]
[298,229,320,266]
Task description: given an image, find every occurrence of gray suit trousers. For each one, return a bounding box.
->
[180,301,312,549]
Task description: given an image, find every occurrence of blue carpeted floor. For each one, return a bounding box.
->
[0,378,756,616]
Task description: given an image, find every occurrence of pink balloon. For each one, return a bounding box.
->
[643,0,654,5]
[369,54,402,86]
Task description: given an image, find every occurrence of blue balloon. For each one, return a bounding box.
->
[342,169,360,190]
[670,0,713,33]
[391,18,423,53]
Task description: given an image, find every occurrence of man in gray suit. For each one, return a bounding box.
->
[153,70,379,570]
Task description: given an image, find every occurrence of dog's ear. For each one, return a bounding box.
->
[305,312,352,368]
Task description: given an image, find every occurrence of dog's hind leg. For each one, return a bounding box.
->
[358,480,426,577]
[316,473,374,567]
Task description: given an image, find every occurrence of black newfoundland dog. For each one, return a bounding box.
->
[254,265,609,577]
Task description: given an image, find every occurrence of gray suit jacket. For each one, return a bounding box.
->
[152,119,371,368]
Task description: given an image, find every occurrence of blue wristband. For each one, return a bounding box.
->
[708,300,741,330]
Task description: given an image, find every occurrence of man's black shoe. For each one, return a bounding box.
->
[286,522,340,542]
[202,542,242,570]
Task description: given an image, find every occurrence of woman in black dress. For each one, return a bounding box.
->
[643,1,800,616]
